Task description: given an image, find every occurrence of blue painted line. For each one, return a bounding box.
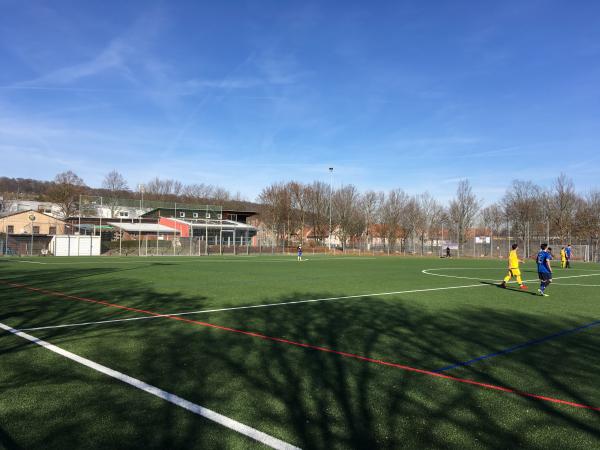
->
[435,319,600,372]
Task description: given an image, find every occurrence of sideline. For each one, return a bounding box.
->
[0,322,301,450]
[3,303,600,413]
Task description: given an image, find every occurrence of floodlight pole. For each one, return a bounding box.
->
[138,184,144,257]
[78,194,81,236]
[29,214,35,256]
[119,215,122,256]
[99,196,103,254]
[439,222,444,256]
[329,167,333,251]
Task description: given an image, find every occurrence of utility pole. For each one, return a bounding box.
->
[329,167,333,251]
[138,184,144,256]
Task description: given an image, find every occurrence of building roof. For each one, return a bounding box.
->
[76,224,114,231]
[0,209,66,222]
[141,207,257,217]
[165,217,256,231]
[108,222,180,233]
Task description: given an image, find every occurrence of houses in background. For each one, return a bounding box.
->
[0,199,260,256]
[0,210,69,255]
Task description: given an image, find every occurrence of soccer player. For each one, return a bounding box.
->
[297,245,302,261]
[500,243,527,290]
[565,244,573,269]
[560,246,567,269]
[536,243,553,296]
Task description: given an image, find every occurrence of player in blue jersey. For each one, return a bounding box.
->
[565,244,573,269]
[536,243,553,296]
[297,245,303,261]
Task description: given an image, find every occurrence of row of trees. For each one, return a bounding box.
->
[259,176,600,255]
[258,180,479,252]
[3,171,599,255]
[2,171,252,218]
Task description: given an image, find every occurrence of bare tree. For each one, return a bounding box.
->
[289,181,308,245]
[400,197,422,254]
[481,203,504,257]
[537,189,553,243]
[258,182,292,243]
[332,185,360,250]
[47,171,86,218]
[102,170,128,217]
[448,180,480,254]
[550,174,579,241]
[361,190,383,250]
[182,183,214,201]
[573,191,600,259]
[304,181,330,244]
[379,189,409,253]
[212,187,231,203]
[502,180,542,256]
[419,192,444,255]
[144,177,184,199]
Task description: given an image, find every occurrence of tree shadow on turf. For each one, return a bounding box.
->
[0,425,23,450]
[1,270,599,449]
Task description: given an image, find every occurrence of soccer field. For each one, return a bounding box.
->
[1,255,599,449]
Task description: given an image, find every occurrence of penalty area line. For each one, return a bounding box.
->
[0,322,300,450]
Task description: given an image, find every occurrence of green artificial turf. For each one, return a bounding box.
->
[1,255,599,449]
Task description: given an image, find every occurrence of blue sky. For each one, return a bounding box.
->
[1,1,599,204]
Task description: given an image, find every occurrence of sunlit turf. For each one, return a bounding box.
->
[1,255,600,449]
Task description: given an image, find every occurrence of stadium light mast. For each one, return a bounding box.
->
[329,167,333,251]
[29,213,35,256]
[138,184,144,256]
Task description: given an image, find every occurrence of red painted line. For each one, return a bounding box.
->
[3,280,600,412]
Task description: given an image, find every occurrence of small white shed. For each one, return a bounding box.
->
[49,235,101,256]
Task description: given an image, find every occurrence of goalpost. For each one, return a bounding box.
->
[570,244,590,262]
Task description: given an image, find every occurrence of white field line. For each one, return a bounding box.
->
[19,271,600,333]
[16,260,48,265]
[21,314,187,331]
[422,268,600,283]
[20,282,493,331]
[0,322,300,450]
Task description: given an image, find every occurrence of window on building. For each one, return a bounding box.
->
[7,225,14,233]
[49,226,56,235]
[180,212,185,218]
[118,211,129,217]
[33,226,40,234]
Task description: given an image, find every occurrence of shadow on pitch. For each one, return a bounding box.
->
[1,270,599,449]
[479,280,541,296]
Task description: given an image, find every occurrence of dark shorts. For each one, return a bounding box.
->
[538,272,552,282]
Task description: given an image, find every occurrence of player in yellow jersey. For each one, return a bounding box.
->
[500,244,528,290]
[560,247,567,269]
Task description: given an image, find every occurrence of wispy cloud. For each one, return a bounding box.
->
[13,6,167,88]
